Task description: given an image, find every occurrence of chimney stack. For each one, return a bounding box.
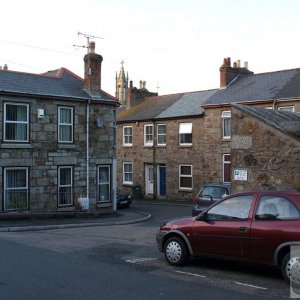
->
[83,41,103,93]
[219,57,253,87]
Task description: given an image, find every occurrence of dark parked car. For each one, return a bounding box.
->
[117,190,132,208]
[156,191,300,284]
[192,184,230,216]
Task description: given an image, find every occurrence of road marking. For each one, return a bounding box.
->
[234,282,267,290]
[175,270,206,278]
[126,257,158,264]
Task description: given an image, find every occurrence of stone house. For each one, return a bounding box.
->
[230,104,300,192]
[116,58,300,200]
[0,42,118,213]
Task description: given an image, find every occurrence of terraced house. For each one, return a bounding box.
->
[116,58,300,201]
[0,42,118,213]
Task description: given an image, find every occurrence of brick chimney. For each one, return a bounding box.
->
[219,57,253,87]
[83,41,103,93]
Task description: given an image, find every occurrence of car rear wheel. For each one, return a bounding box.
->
[164,237,187,266]
[281,251,300,284]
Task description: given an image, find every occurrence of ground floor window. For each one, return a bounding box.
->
[58,166,73,206]
[223,154,231,183]
[123,162,133,185]
[179,165,193,190]
[4,167,29,210]
[98,165,111,202]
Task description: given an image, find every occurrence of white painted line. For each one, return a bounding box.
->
[234,281,267,290]
[126,257,158,264]
[175,270,206,278]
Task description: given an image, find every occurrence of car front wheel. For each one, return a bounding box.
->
[164,237,187,266]
[281,251,300,284]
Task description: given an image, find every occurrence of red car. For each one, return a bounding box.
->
[156,191,300,283]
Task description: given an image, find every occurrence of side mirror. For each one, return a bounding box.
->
[196,212,208,221]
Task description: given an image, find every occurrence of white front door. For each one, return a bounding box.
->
[145,164,154,195]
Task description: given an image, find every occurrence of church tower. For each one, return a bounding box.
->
[115,60,129,106]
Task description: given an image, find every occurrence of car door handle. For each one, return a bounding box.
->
[239,227,248,232]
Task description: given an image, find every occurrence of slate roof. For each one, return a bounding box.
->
[117,68,300,123]
[233,103,300,140]
[0,68,116,103]
[156,90,218,119]
[117,93,184,122]
[117,90,217,122]
[204,68,300,105]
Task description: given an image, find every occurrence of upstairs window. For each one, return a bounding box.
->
[179,123,192,145]
[144,124,153,146]
[221,111,231,139]
[58,106,73,143]
[157,124,166,146]
[123,126,133,146]
[4,103,29,142]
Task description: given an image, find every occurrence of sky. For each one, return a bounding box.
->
[1,0,300,96]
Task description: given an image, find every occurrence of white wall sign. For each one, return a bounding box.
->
[234,169,248,181]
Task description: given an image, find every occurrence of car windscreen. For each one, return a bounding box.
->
[200,186,229,199]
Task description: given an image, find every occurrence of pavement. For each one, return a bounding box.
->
[0,207,152,232]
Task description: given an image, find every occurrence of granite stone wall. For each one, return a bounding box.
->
[0,96,116,211]
[231,106,300,192]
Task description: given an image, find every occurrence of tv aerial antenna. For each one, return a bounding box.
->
[73,31,104,52]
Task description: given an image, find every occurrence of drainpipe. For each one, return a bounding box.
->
[153,120,157,200]
[86,99,90,200]
[272,99,277,110]
[112,109,117,211]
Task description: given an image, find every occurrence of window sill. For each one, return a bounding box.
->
[58,144,76,149]
[179,144,193,148]
[179,188,193,192]
[221,137,231,142]
[1,143,32,149]
[57,206,75,211]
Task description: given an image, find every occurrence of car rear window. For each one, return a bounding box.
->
[200,186,229,198]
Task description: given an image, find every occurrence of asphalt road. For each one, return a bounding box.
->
[0,202,293,299]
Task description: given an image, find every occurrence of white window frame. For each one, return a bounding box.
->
[179,164,193,190]
[278,106,295,112]
[98,165,111,202]
[123,126,133,146]
[157,124,166,146]
[4,167,29,210]
[144,124,153,146]
[4,102,29,142]
[223,154,231,183]
[123,162,133,185]
[179,123,192,146]
[58,166,73,207]
[221,111,231,139]
[58,106,73,143]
